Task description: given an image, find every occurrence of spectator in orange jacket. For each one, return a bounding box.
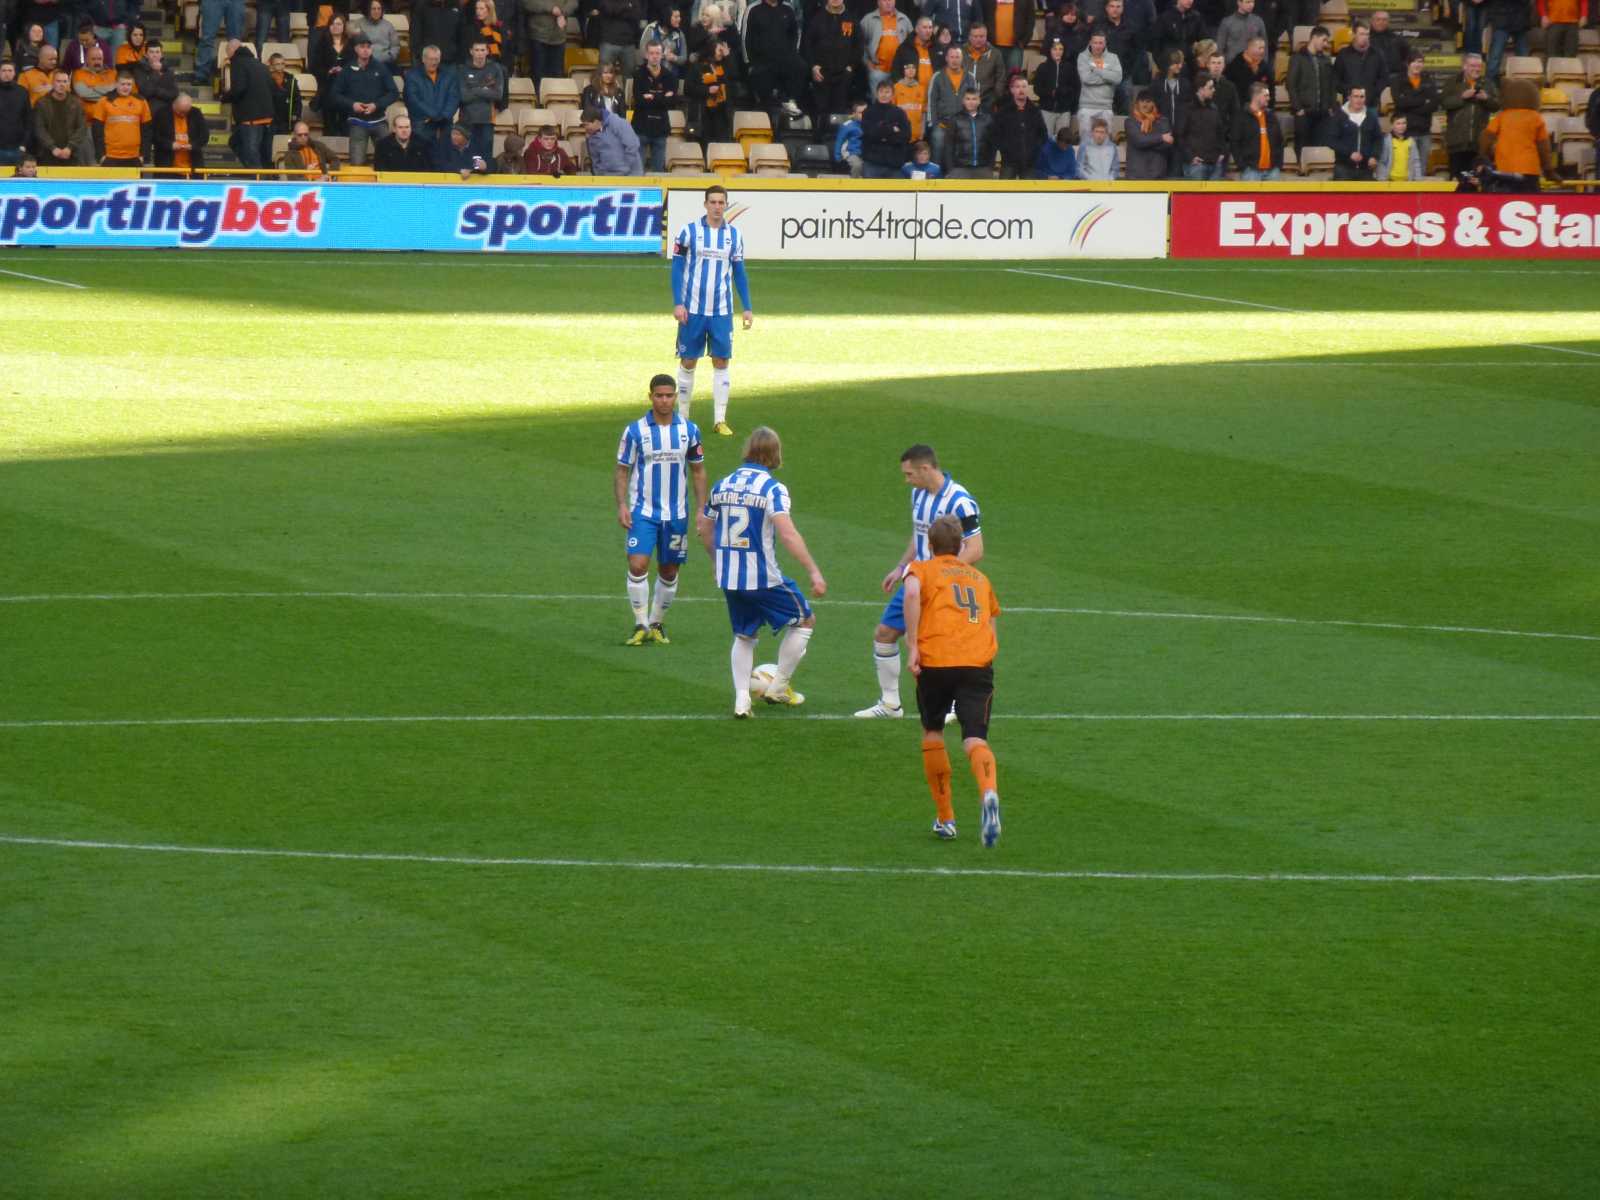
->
[1538,0,1587,58]
[89,69,152,164]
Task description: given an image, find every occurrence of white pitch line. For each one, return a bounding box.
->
[1,835,1594,884]
[1006,267,1299,312]
[3,590,1595,644]
[1521,342,1600,359]
[2,712,1597,731]
[0,266,86,289]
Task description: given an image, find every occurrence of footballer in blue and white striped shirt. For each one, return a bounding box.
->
[615,374,709,646]
[696,426,828,718]
[855,444,984,718]
[671,184,753,439]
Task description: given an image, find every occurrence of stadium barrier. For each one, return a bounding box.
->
[1172,192,1600,259]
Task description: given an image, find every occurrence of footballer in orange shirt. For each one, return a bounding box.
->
[904,514,1002,846]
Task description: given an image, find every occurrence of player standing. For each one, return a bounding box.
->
[615,373,709,646]
[696,426,827,718]
[672,183,753,437]
[905,515,1002,846]
[854,444,983,718]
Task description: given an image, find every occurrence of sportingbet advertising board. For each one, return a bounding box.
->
[0,180,664,253]
[665,188,1168,261]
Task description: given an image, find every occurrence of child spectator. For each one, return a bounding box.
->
[1376,112,1423,180]
[833,98,866,176]
[893,58,926,141]
[899,138,944,178]
[1034,124,1078,178]
[524,123,578,175]
[1077,114,1117,178]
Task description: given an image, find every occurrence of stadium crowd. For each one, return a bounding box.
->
[1,0,1597,180]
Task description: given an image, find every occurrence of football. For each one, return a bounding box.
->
[749,663,779,698]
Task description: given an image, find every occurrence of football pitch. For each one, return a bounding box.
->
[3,251,1598,1198]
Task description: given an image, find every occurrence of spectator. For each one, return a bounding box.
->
[1224,34,1269,99]
[33,69,95,163]
[374,111,435,167]
[596,0,643,78]
[1287,23,1334,151]
[462,0,507,63]
[1375,110,1422,179]
[493,128,524,172]
[631,39,677,171]
[1367,9,1404,80]
[353,0,399,72]
[522,120,577,172]
[265,51,301,132]
[1075,30,1120,146]
[61,19,108,74]
[14,24,48,71]
[1389,51,1438,170]
[686,35,733,145]
[20,44,58,104]
[1077,113,1116,176]
[332,34,401,164]
[417,0,462,64]
[405,44,462,147]
[0,61,30,165]
[1333,20,1383,103]
[431,120,488,174]
[1587,84,1600,165]
[803,0,854,130]
[943,85,992,175]
[892,16,938,91]
[1231,78,1283,178]
[1178,70,1226,178]
[927,42,975,162]
[14,152,40,175]
[89,67,149,163]
[1480,76,1556,189]
[832,96,865,175]
[1152,46,1191,173]
[1215,0,1264,72]
[860,0,913,92]
[861,75,911,175]
[1203,47,1240,138]
[992,69,1046,176]
[1484,0,1530,79]
[457,37,504,162]
[1032,37,1077,137]
[116,23,149,67]
[1034,122,1077,176]
[580,57,625,114]
[1098,0,1144,111]
[926,0,979,44]
[1462,0,1489,61]
[1153,0,1204,73]
[742,0,805,116]
[279,117,339,177]
[309,14,353,133]
[985,0,1036,73]
[219,41,274,167]
[900,136,944,176]
[892,57,926,140]
[70,42,115,117]
[527,0,579,94]
[1044,0,1088,57]
[255,0,291,54]
[582,102,643,172]
[641,7,686,70]
[1122,88,1170,177]
[197,0,247,83]
[1328,82,1380,178]
[1442,52,1498,177]
[152,89,208,173]
[130,41,176,126]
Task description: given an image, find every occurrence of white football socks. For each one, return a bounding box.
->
[874,641,902,708]
[712,366,730,426]
[769,625,813,692]
[649,574,678,626]
[731,635,757,705]
[676,365,695,420]
[627,572,649,625]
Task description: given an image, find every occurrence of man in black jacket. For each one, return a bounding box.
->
[331,35,401,164]
[1177,71,1226,178]
[1327,82,1381,178]
[1153,0,1205,73]
[802,0,854,129]
[1287,24,1335,150]
[630,39,676,171]
[1333,21,1385,104]
[152,90,209,172]
[860,77,910,176]
[743,0,806,117]
[130,42,178,127]
[0,60,29,166]
[220,40,275,168]
[416,0,462,65]
[373,111,436,168]
[991,71,1046,177]
[1230,79,1284,178]
[1152,47,1191,173]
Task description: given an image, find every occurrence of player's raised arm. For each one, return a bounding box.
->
[772,512,826,597]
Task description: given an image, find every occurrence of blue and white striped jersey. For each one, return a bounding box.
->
[704,464,790,591]
[616,412,704,522]
[672,218,744,317]
[912,473,981,560]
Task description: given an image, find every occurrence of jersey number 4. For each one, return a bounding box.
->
[951,584,981,623]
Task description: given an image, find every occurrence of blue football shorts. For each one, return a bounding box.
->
[879,582,907,632]
[676,313,734,361]
[724,580,812,638]
[626,515,690,565]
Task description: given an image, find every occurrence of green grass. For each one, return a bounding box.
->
[3,252,1599,1198]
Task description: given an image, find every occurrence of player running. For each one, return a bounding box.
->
[855,444,983,718]
[671,183,753,437]
[615,373,708,646]
[906,515,1002,846]
[696,426,827,718]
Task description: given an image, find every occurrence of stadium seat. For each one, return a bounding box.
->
[565,45,598,72]
[541,76,581,109]
[290,11,307,35]
[1030,14,1044,48]
[569,66,595,94]
[385,99,407,124]
[1583,53,1600,83]
[1320,0,1348,18]
[793,142,835,175]
[1281,145,1298,173]
[1332,25,1351,51]
[1582,26,1600,49]
[1292,24,1313,52]
[1274,55,1288,84]
[522,107,555,134]
[707,141,748,173]
[667,139,707,173]
[732,110,773,151]
[296,72,318,105]
[1274,83,1290,110]
[1561,139,1596,176]
[1548,56,1586,84]
[1540,86,1572,113]
[1378,86,1391,114]
[494,106,521,134]
[1552,113,1591,149]
[749,142,790,175]
[559,108,588,137]
[1554,80,1587,110]
[1297,145,1334,177]
[1571,86,1594,115]
[669,109,686,136]
[508,76,537,104]
[1503,55,1543,81]
[565,136,589,170]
